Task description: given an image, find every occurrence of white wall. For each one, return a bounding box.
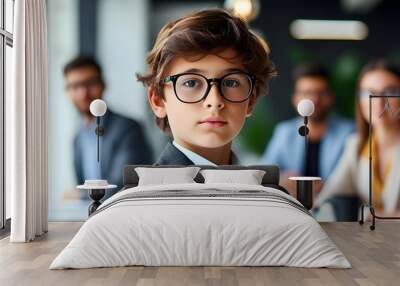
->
[97,0,149,121]
[97,0,166,160]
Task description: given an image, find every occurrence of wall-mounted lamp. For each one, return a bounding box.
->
[78,99,116,216]
[297,99,315,137]
[289,99,321,210]
[89,99,107,162]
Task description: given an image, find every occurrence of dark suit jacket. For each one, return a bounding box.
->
[154,142,239,166]
[154,142,194,166]
[74,110,153,192]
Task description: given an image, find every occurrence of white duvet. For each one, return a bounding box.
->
[50,183,351,269]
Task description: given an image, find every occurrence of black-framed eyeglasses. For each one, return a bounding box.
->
[357,88,400,99]
[160,71,256,104]
[66,77,103,92]
[295,90,330,98]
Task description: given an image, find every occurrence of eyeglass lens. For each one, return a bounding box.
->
[175,73,252,103]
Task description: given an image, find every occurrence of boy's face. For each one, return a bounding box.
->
[149,48,255,151]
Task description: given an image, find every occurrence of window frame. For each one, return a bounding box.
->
[0,0,14,234]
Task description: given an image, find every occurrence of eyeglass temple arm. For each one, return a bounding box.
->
[160,76,175,84]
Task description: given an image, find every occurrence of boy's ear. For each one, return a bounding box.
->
[148,86,167,118]
[245,93,257,117]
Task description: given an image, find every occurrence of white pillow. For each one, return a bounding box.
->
[200,169,266,185]
[135,167,201,186]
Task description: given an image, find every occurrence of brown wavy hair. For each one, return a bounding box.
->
[137,8,277,132]
[356,59,400,156]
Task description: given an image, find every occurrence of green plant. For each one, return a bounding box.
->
[238,98,276,155]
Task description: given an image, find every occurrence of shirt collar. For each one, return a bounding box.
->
[172,141,217,166]
[172,141,239,165]
[80,118,97,132]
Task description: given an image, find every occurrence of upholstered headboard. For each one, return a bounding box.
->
[122,165,287,193]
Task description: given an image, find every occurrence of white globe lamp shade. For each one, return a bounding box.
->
[90,99,107,117]
[297,99,315,117]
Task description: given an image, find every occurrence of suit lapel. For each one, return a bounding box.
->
[154,142,194,166]
[99,111,114,178]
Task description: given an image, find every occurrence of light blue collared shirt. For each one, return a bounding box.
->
[172,141,217,166]
[259,115,355,180]
[172,141,240,165]
[78,119,102,180]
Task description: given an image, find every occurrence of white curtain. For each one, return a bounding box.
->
[9,0,48,242]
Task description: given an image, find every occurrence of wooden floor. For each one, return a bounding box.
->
[0,221,399,286]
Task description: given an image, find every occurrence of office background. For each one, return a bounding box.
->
[45,0,400,220]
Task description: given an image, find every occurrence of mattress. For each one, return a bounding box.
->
[50,183,351,269]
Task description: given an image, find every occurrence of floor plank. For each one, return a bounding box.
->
[0,221,399,286]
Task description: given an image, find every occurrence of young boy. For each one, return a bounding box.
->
[137,8,276,165]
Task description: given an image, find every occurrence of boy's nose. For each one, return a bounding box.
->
[203,85,225,110]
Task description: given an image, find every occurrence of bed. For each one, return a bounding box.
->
[50,165,350,269]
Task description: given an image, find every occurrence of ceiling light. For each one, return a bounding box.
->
[290,19,368,40]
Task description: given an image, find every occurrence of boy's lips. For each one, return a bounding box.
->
[198,117,228,127]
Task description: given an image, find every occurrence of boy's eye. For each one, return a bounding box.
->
[223,79,240,88]
[182,79,199,88]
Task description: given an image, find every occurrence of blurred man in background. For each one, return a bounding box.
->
[64,56,153,196]
[260,63,354,195]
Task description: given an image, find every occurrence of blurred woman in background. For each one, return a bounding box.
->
[316,59,400,220]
